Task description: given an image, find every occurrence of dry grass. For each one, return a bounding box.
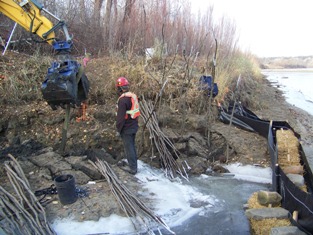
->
[1,50,265,117]
[86,52,260,113]
[0,51,51,104]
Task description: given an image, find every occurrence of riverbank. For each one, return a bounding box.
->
[257,75,313,169]
[261,69,313,170]
[1,55,313,234]
[255,77,313,142]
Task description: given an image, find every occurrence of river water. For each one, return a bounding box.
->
[161,175,270,235]
[262,69,313,116]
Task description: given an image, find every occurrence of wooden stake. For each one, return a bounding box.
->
[293,211,298,221]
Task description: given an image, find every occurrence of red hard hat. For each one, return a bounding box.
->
[116,77,129,87]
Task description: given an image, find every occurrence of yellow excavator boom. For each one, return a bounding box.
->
[0,0,89,113]
[0,0,55,44]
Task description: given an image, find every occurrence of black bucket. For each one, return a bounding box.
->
[54,174,77,205]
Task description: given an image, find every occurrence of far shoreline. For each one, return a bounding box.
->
[261,68,313,72]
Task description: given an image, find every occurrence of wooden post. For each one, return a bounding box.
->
[60,104,71,152]
[292,211,298,221]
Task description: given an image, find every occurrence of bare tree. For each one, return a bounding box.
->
[118,0,136,50]
[79,0,87,24]
[104,0,113,52]
[3,0,239,60]
[94,0,104,27]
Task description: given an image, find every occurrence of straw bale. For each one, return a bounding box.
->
[276,129,300,167]
[281,165,304,174]
[246,129,305,234]
[247,192,267,209]
[276,129,298,146]
[276,129,308,192]
[250,218,291,235]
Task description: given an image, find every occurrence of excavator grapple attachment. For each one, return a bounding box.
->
[41,54,89,110]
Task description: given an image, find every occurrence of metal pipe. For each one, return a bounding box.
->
[41,7,61,22]
[2,23,17,56]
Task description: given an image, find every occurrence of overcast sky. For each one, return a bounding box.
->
[191,0,313,57]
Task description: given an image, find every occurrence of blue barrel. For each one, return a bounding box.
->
[54,174,77,205]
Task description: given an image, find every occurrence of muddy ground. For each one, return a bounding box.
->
[1,54,313,228]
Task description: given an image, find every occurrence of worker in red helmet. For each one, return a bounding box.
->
[116,77,140,175]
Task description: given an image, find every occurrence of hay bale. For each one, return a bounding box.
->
[281,165,304,174]
[246,193,290,235]
[250,218,291,235]
[276,129,307,192]
[247,192,267,209]
[276,129,300,167]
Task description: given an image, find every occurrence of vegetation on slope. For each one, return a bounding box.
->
[0,0,269,161]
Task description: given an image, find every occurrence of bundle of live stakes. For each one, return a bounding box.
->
[90,159,175,234]
[140,97,189,180]
[0,154,55,235]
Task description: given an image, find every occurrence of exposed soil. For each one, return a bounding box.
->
[1,52,313,227]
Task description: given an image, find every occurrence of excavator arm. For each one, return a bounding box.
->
[0,0,89,109]
[1,0,55,44]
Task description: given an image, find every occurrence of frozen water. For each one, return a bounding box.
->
[52,161,271,235]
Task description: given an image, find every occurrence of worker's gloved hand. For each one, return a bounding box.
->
[115,131,120,137]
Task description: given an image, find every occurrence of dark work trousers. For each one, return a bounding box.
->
[121,128,138,172]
